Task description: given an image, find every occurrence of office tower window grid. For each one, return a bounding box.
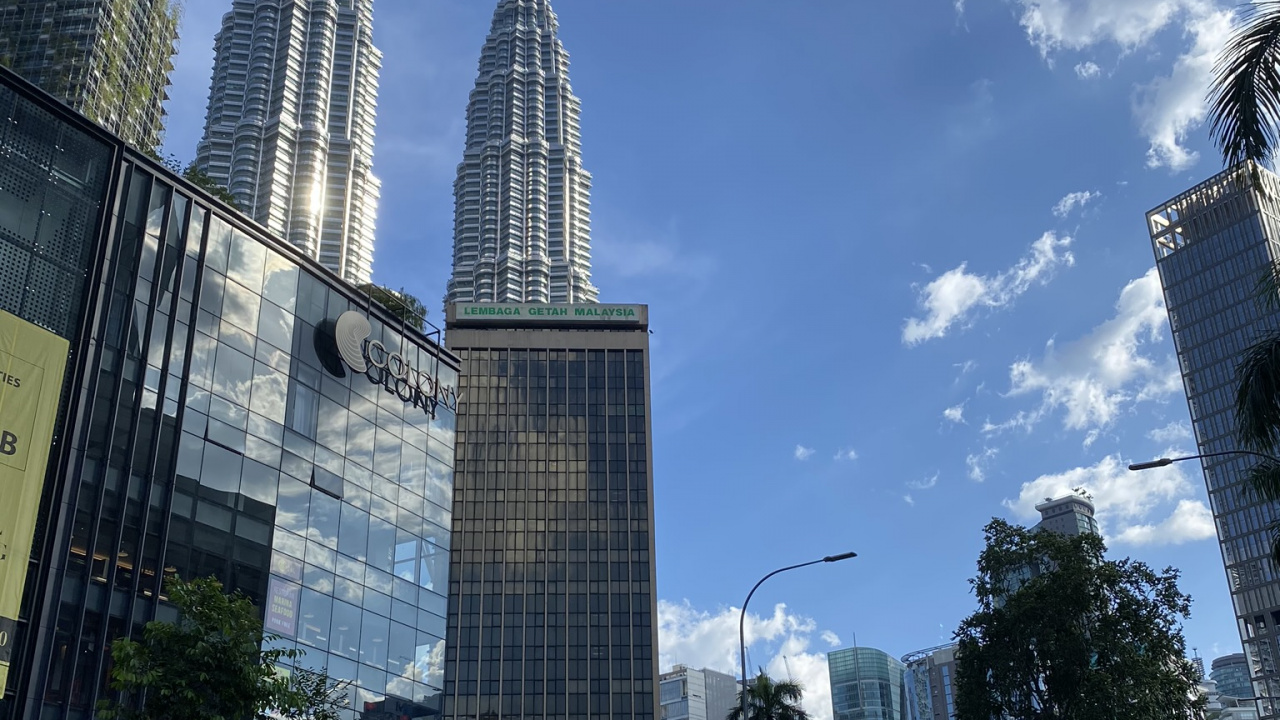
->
[444,347,654,720]
[446,0,599,305]
[195,0,382,285]
[1149,163,1280,717]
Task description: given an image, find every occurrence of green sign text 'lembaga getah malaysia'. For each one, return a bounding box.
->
[453,303,644,323]
[0,309,69,689]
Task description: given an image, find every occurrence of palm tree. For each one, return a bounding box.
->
[1207,3,1280,566]
[727,671,809,720]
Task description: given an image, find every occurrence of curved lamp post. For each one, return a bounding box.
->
[1129,449,1280,471]
[738,552,857,720]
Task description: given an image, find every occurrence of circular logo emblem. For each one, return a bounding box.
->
[334,311,371,372]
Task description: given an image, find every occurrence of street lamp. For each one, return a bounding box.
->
[738,552,857,720]
[1128,449,1280,472]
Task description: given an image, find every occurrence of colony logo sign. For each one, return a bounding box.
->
[330,311,457,418]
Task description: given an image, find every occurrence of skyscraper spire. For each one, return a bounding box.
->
[445,0,599,305]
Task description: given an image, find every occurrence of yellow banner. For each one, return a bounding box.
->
[0,310,68,690]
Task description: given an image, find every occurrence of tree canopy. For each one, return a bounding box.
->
[727,671,809,720]
[99,576,346,720]
[954,519,1203,720]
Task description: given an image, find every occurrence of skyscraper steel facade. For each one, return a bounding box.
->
[441,304,658,720]
[0,0,179,150]
[194,0,381,286]
[1149,162,1280,718]
[445,0,599,305]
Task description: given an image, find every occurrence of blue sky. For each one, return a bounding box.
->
[163,0,1247,715]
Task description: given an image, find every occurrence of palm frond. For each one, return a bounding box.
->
[1245,459,1280,502]
[1255,263,1280,311]
[1235,333,1280,450]
[1269,518,1280,566]
[1208,2,1280,167]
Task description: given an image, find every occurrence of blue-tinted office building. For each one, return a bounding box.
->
[0,64,458,719]
[828,647,907,720]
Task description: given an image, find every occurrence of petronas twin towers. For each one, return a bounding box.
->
[194,0,598,302]
[446,0,599,304]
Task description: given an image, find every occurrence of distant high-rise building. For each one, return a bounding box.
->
[659,665,739,720]
[1214,653,1254,701]
[1033,494,1099,537]
[441,303,657,720]
[901,645,956,720]
[194,0,382,285]
[445,0,599,305]
[1148,163,1280,718]
[828,646,907,720]
[0,0,178,149]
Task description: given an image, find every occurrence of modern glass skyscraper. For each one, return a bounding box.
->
[1149,162,1280,718]
[194,0,382,286]
[0,0,179,149]
[444,0,599,305]
[828,646,908,720]
[0,65,454,720]
[441,303,658,720]
[1214,653,1254,701]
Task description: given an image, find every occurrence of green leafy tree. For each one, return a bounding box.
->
[359,283,428,331]
[98,576,346,720]
[954,519,1203,720]
[727,671,809,720]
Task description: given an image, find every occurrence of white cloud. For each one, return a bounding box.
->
[1074,60,1102,78]
[1052,190,1101,217]
[909,472,940,491]
[1003,453,1212,546]
[1148,420,1193,444]
[903,232,1075,344]
[1004,0,1236,172]
[1134,6,1235,171]
[991,268,1180,434]
[904,494,916,506]
[833,448,859,461]
[795,445,815,461]
[657,600,836,720]
[967,447,999,482]
[1113,498,1217,545]
[944,403,967,424]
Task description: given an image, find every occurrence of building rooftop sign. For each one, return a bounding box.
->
[448,303,647,327]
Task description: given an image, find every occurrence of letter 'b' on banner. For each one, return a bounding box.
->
[0,310,68,690]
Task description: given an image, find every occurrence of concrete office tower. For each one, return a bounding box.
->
[1033,494,1099,537]
[0,0,178,149]
[1214,653,1254,701]
[444,0,599,305]
[659,665,740,720]
[901,644,957,720]
[194,0,382,285]
[1148,162,1280,718]
[441,303,657,720]
[829,646,908,720]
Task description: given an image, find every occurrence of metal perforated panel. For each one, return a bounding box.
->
[0,236,30,313]
[24,255,75,333]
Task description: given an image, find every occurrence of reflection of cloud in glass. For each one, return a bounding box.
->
[250,365,289,424]
[272,530,306,560]
[262,251,299,312]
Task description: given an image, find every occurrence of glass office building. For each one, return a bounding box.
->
[441,304,658,720]
[0,65,458,720]
[1149,162,1280,717]
[828,647,907,720]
